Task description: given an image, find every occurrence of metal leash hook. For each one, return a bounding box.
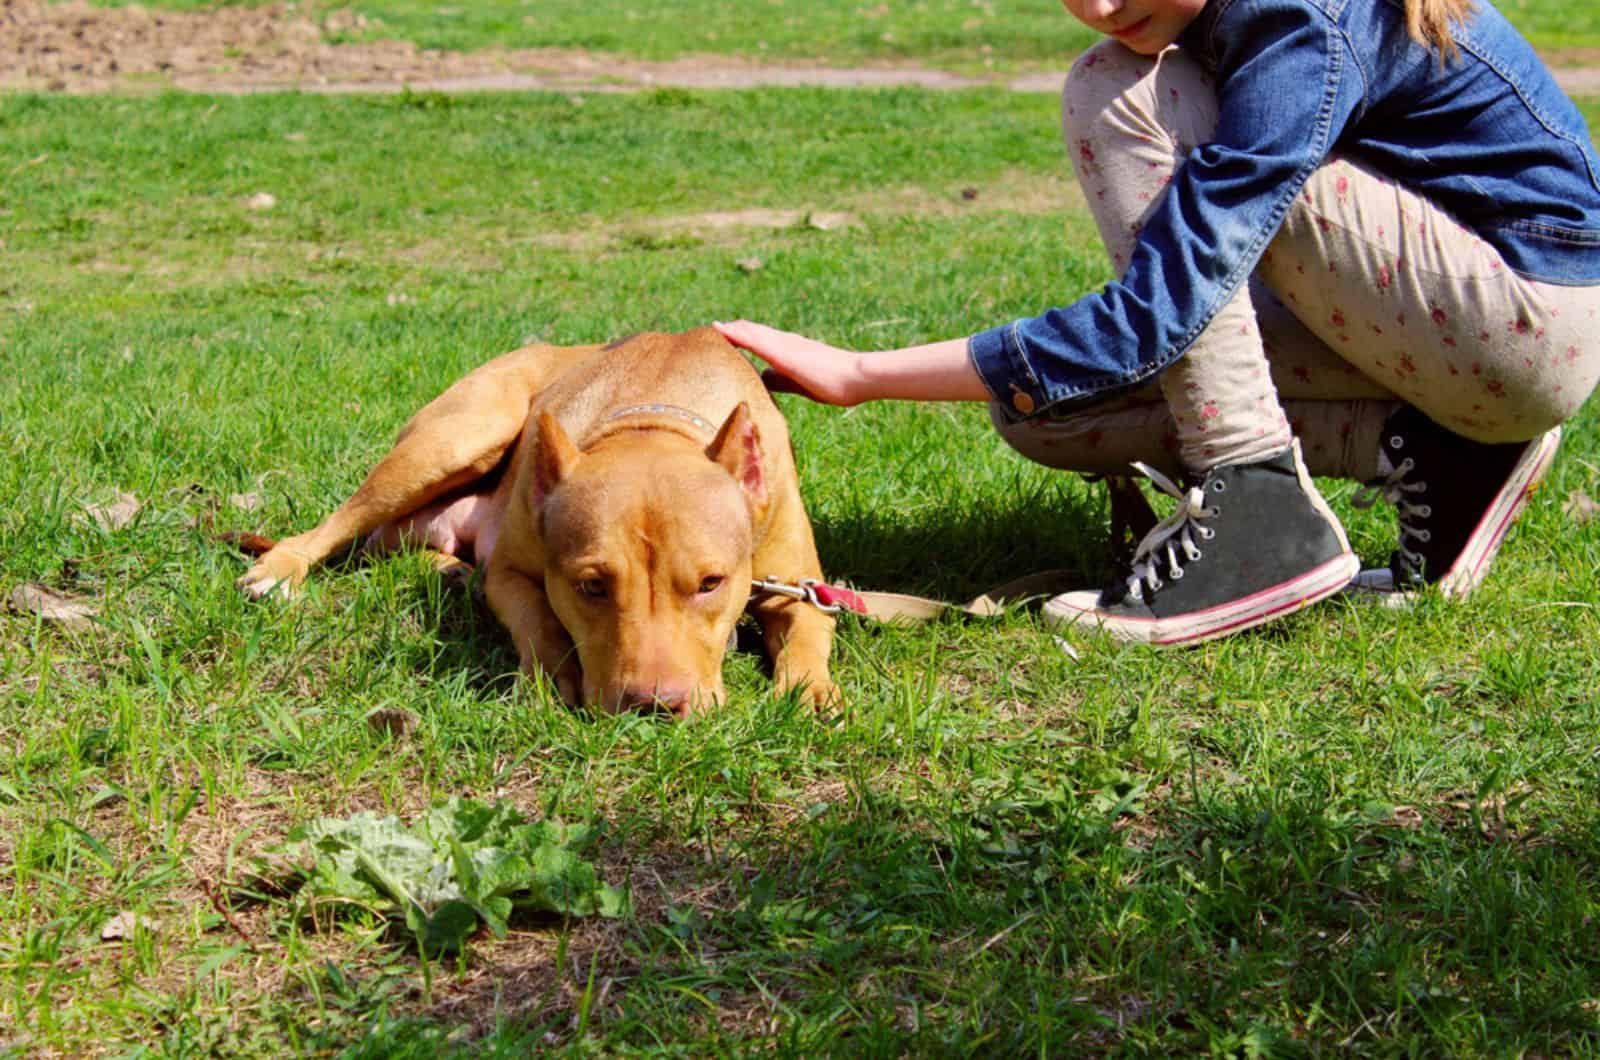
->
[749,576,867,615]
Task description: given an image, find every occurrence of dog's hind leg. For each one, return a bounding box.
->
[359,493,486,588]
[237,348,581,599]
[239,435,504,599]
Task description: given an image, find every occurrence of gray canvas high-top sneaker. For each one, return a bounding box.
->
[1045,441,1359,647]
[1349,406,1560,598]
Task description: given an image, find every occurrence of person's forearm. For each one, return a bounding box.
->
[855,338,994,403]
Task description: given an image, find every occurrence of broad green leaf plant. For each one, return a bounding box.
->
[287,798,626,955]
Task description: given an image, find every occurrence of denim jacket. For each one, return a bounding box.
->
[969,0,1600,421]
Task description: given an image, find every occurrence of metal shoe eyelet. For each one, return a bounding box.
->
[1211,480,1227,493]
[1416,530,1432,543]
[1414,481,1426,494]
[1199,527,1216,540]
[1390,435,1405,449]
[1416,505,1432,517]
[1169,567,1185,579]
[1191,550,1203,561]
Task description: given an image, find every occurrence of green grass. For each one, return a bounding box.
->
[77,0,1600,66]
[84,0,1104,69]
[1497,0,1600,55]
[3,88,1600,1055]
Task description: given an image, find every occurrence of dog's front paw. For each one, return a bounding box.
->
[803,679,843,714]
[776,671,841,714]
[237,547,311,600]
[519,654,583,707]
[555,666,583,707]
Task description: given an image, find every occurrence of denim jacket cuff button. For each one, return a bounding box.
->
[1010,389,1036,415]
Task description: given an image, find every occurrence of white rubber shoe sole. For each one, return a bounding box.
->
[1044,551,1360,648]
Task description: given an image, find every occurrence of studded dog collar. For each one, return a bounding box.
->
[603,403,717,436]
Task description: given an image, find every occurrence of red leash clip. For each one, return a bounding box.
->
[750,576,868,615]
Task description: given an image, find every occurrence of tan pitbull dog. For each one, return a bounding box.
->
[238,327,837,716]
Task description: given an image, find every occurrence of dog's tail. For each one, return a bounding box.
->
[214,530,278,557]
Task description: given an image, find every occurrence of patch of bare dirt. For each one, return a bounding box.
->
[4,0,1598,97]
[0,0,1021,94]
[0,0,501,91]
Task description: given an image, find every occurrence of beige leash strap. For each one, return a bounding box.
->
[808,478,1156,622]
[809,569,1081,624]
[837,570,1088,659]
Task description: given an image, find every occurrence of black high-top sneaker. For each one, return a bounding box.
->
[1044,441,1359,647]
[1349,406,1560,598]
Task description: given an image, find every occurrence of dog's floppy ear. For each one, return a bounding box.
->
[532,411,581,506]
[708,402,769,514]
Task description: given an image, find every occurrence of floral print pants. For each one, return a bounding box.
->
[994,41,1600,480]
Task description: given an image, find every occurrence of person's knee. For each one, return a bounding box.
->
[989,400,1182,476]
[1061,41,1148,141]
[990,401,1077,470]
[1061,43,1213,149]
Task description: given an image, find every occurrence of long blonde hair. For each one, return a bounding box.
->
[1405,0,1477,59]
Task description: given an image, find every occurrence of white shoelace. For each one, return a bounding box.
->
[1351,455,1431,573]
[1121,463,1218,604]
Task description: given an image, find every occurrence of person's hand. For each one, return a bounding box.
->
[714,320,991,405]
[712,320,867,406]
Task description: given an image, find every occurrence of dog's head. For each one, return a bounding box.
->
[532,402,770,717]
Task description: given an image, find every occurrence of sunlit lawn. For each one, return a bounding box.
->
[2,39,1599,1060]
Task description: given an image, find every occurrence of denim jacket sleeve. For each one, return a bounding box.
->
[970,0,1361,421]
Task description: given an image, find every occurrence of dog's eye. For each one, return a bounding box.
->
[697,575,725,595]
[575,577,607,599]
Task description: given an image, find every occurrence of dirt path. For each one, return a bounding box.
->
[5,0,1599,97]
